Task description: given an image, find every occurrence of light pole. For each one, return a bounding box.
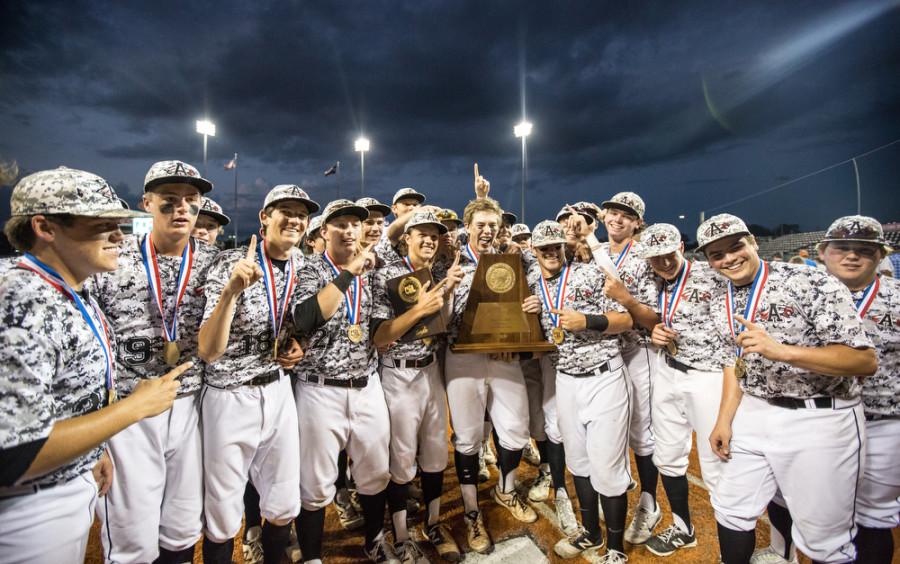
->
[354,136,370,196]
[514,121,532,222]
[195,119,216,177]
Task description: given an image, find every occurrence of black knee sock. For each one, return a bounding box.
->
[421,470,443,522]
[454,450,479,485]
[599,492,628,552]
[717,522,755,563]
[153,546,195,564]
[243,482,262,530]
[335,449,349,490]
[661,474,691,531]
[545,440,567,493]
[766,500,794,556]
[359,489,388,548]
[261,522,292,564]
[536,439,549,462]
[494,437,523,490]
[572,475,602,543]
[634,453,658,502]
[296,507,325,561]
[856,525,894,564]
[386,480,409,538]
[201,537,234,564]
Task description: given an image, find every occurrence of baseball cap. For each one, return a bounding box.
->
[263,184,320,213]
[435,208,463,227]
[821,215,889,249]
[355,197,391,217]
[510,223,531,239]
[404,211,449,235]
[198,196,230,226]
[531,220,566,248]
[307,215,324,236]
[639,223,682,258]
[501,211,518,227]
[696,213,751,251]
[322,199,369,223]
[392,187,426,205]
[143,160,213,194]
[11,166,150,219]
[601,192,646,220]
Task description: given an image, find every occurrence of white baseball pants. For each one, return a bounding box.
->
[856,417,900,529]
[623,344,655,456]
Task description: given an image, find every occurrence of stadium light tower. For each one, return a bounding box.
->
[514,120,533,222]
[195,119,216,177]
[355,136,370,196]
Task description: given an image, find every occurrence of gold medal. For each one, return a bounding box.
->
[734,357,747,379]
[273,337,280,359]
[348,324,363,343]
[163,341,180,366]
[108,388,117,404]
[666,341,678,357]
[552,327,565,345]
[423,337,433,346]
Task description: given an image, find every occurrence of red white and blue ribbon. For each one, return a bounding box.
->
[855,277,879,319]
[613,240,633,271]
[139,234,193,343]
[539,263,571,329]
[658,260,692,329]
[463,242,479,265]
[323,251,361,325]
[18,253,115,402]
[726,261,769,358]
[402,255,415,272]
[257,239,296,343]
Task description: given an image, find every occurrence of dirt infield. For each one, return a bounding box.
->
[85,438,899,562]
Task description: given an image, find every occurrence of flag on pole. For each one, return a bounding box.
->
[224,155,237,170]
[323,161,340,176]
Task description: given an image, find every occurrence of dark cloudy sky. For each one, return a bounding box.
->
[2,0,898,242]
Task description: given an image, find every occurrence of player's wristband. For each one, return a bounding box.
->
[333,270,355,292]
[585,314,609,333]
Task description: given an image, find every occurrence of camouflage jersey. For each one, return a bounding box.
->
[600,240,655,352]
[93,235,218,398]
[373,237,403,265]
[202,245,304,388]
[0,268,109,488]
[526,261,625,374]
[642,260,730,372]
[852,276,900,416]
[372,258,447,360]
[293,253,377,381]
[710,262,872,400]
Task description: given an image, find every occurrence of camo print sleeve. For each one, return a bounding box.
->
[855,276,900,415]
[602,241,653,351]
[293,254,378,381]
[373,237,402,264]
[371,261,440,359]
[447,264,476,345]
[0,270,106,488]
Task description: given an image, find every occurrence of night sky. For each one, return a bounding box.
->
[2,0,898,243]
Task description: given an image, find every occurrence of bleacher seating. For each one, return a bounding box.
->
[756,231,826,259]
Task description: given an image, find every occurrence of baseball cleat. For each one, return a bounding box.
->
[553,528,604,559]
[522,440,541,466]
[624,501,661,544]
[241,525,264,564]
[528,470,552,502]
[477,452,490,483]
[365,530,401,563]
[463,510,493,554]
[423,523,461,562]
[481,442,497,465]
[335,489,365,530]
[394,539,430,564]
[597,549,629,563]
[554,495,579,538]
[749,546,800,564]
[645,524,697,556]
[492,485,538,523]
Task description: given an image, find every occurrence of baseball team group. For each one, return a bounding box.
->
[0,159,896,564]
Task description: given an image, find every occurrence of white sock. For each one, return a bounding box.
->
[502,468,518,493]
[392,510,408,542]
[555,487,569,500]
[427,498,441,526]
[673,513,689,534]
[639,491,656,511]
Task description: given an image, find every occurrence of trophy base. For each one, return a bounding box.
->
[450,341,557,354]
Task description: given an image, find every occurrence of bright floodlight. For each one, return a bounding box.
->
[514,121,533,138]
[196,119,216,137]
[678,214,686,219]
[355,137,370,152]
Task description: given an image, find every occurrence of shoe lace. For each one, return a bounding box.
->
[512,493,531,513]
[467,513,484,537]
[657,524,679,542]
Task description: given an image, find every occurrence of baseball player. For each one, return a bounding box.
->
[444,186,538,554]
[555,204,616,272]
[291,199,393,563]
[0,167,186,563]
[92,160,219,564]
[510,223,532,251]
[699,213,876,563]
[197,184,314,563]
[192,196,231,246]
[357,197,392,250]
[597,192,662,544]
[374,188,427,263]
[525,220,633,563]
[372,210,465,562]
[434,209,463,266]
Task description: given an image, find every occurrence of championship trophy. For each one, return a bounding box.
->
[386,268,447,343]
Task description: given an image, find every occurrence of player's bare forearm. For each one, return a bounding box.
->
[715,366,743,426]
[775,343,877,377]
[603,311,633,335]
[373,307,425,348]
[198,289,239,362]
[621,297,659,332]
[386,211,414,244]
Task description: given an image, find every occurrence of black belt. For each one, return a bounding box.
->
[381,354,436,369]
[568,360,612,378]
[767,397,834,410]
[304,374,369,388]
[244,370,281,387]
[664,355,694,373]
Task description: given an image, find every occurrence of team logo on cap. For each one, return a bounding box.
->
[705,222,726,237]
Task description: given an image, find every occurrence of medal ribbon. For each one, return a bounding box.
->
[725,261,769,358]
[18,253,115,400]
[257,239,296,343]
[855,277,880,319]
[539,263,571,329]
[402,255,415,273]
[613,240,633,271]
[463,242,479,265]
[658,260,692,329]
[323,251,361,325]
[139,234,193,342]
